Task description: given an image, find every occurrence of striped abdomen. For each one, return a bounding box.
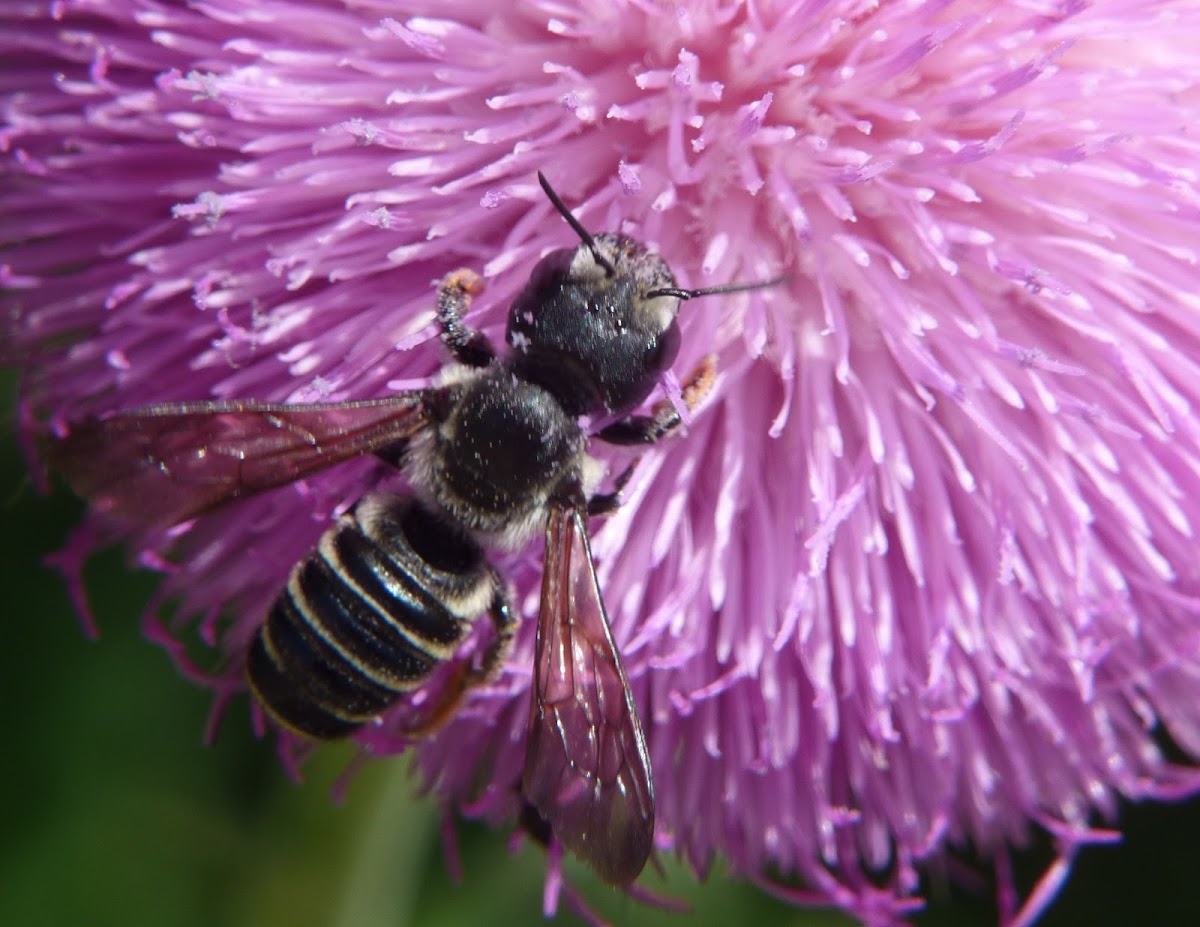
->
[247,494,495,739]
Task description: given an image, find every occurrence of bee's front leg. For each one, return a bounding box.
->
[592,354,716,446]
[437,269,497,367]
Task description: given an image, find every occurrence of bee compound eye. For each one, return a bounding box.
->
[528,249,574,295]
[650,320,681,372]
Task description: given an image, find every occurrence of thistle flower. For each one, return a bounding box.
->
[7,1,1200,925]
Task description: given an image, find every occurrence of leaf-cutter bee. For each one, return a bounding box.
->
[49,173,780,887]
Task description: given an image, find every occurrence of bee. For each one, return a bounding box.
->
[49,173,781,887]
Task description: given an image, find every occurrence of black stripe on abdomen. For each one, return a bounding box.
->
[246,496,491,740]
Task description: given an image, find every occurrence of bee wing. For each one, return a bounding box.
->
[48,396,430,527]
[522,504,655,886]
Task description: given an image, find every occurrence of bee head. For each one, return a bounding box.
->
[506,173,784,418]
[506,229,683,417]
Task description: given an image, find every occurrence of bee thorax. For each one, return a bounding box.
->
[412,368,585,540]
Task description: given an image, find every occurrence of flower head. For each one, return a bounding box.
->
[7,1,1200,924]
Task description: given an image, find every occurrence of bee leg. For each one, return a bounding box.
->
[589,356,715,513]
[372,437,413,469]
[586,462,636,516]
[438,268,497,367]
[468,577,517,685]
[592,354,716,446]
[402,580,515,737]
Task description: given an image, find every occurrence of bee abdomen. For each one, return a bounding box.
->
[247,495,493,739]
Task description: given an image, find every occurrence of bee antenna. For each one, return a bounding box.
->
[537,172,617,278]
[645,274,790,302]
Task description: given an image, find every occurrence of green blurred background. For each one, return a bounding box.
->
[3,368,1199,927]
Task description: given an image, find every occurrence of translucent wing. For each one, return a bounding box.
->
[522,504,654,885]
[48,396,430,527]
